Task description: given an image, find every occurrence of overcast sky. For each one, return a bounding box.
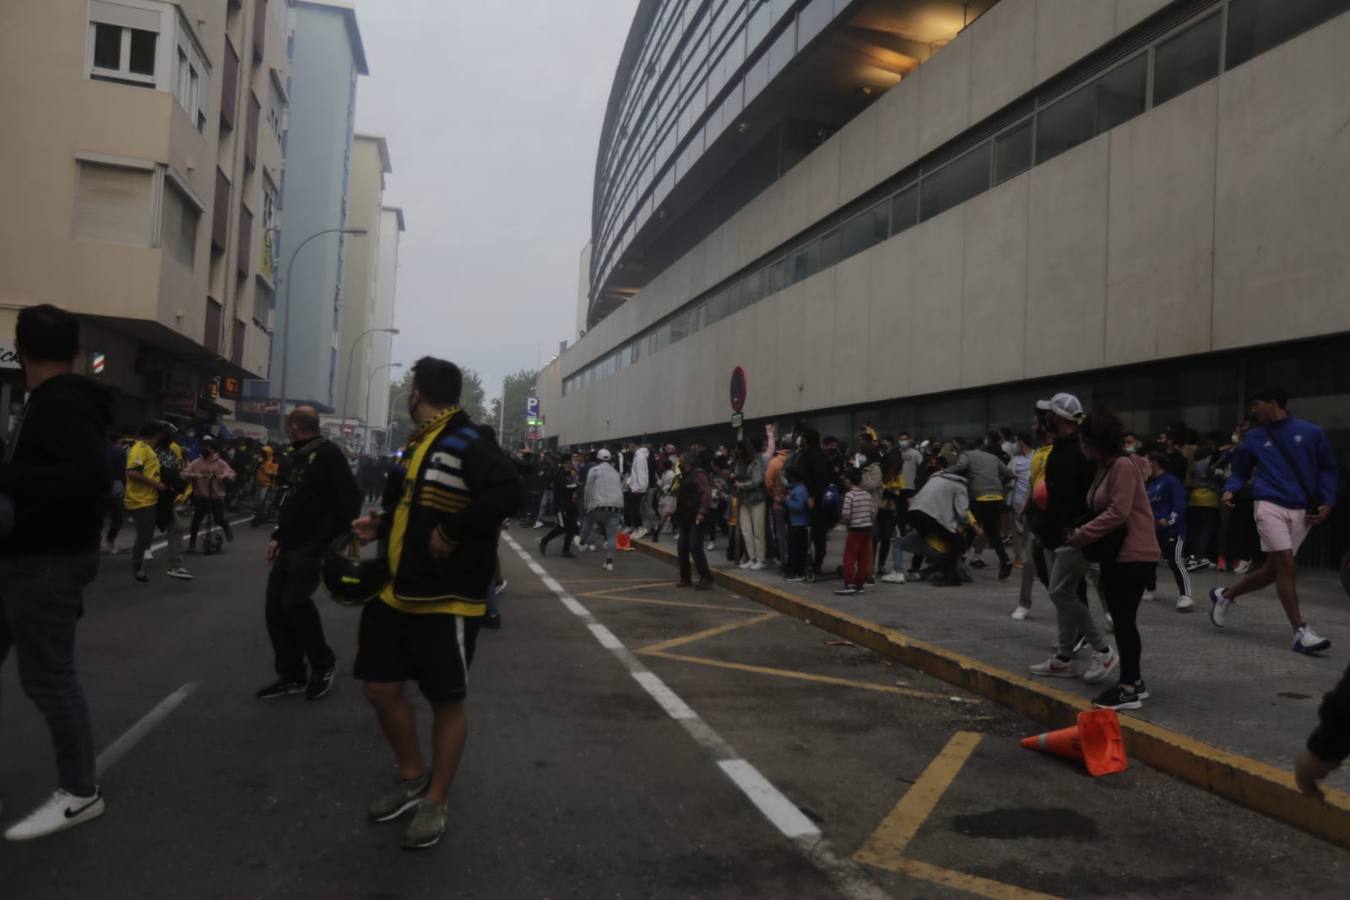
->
[352,0,637,401]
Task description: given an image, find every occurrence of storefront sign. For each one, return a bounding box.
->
[0,341,19,371]
[241,398,282,415]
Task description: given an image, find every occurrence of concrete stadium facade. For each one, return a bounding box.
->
[540,0,1350,449]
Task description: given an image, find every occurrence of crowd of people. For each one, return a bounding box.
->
[520,388,1343,718]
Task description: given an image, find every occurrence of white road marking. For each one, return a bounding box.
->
[719,759,822,839]
[96,681,200,773]
[500,534,887,900]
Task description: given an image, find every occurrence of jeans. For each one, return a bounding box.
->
[190,498,233,545]
[1048,545,1106,658]
[738,500,766,563]
[677,520,712,583]
[265,545,335,683]
[587,508,621,555]
[0,554,100,795]
[130,504,183,572]
[1100,560,1152,685]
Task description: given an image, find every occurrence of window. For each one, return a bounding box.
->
[1153,13,1222,107]
[161,179,199,269]
[798,0,834,47]
[921,143,992,221]
[1226,0,1350,70]
[840,201,889,258]
[890,186,918,235]
[767,257,788,294]
[742,268,765,306]
[790,240,820,284]
[174,45,205,130]
[1036,54,1147,164]
[767,22,796,78]
[90,22,158,86]
[818,228,841,270]
[75,161,154,245]
[994,121,1033,183]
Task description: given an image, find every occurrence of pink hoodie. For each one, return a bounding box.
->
[1069,454,1161,563]
[183,454,236,500]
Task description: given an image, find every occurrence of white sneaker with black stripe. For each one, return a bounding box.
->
[4,789,105,841]
[1293,625,1331,655]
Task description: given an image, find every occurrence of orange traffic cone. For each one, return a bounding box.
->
[1021,709,1128,777]
[615,531,633,551]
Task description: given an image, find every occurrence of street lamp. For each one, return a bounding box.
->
[341,326,400,436]
[276,226,368,432]
[362,362,402,453]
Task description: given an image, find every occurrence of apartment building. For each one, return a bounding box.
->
[0,0,290,432]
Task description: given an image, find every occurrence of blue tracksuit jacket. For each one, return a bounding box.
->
[1224,416,1338,511]
[1147,472,1188,540]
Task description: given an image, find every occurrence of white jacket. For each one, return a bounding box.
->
[627,446,651,493]
[585,462,624,512]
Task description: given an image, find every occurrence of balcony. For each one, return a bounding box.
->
[220,38,240,131]
[253,0,267,63]
[212,168,230,252]
[244,92,260,170]
[237,202,253,277]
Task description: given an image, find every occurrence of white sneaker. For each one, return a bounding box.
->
[1082,648,1117,684]
[1029,656,1075,678]
[143,548,154,561]
[633,528,648,540]
[603,560,614,572]
[881,572,907,584]
[1011,606,1029,621]
[1293,625,1331,655]
[1142,589,1155,602]
[166,567,193,581]
[533,521,545,529]
[738,559,753,569]
[1176,594,1194,612]
[749,561,766,571]
[1233,560,1252,575]
[5,789,105,841]
[705,541,715,551]
[1209,588,1233,628]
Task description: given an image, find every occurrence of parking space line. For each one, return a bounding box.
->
[96,681,201,774]
[647,651,966,702]
[575,592,767,614]
[889,858,1062,900]
[574,580,689,596]
[855,731,983,864]
[638,611,779,654]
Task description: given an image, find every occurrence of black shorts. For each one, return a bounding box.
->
[353,601,480,703]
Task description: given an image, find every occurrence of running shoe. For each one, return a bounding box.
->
[166,567,193,581]
[1011,606,1029,621]
[749,561,766,571]
[738,559,753,569]
[1091,684,1143,711]
[1209,588,1233,628]
[134,570,149,584]
[368,771,431,823]
[1142,589,1156,602]
[603,560,614,572]
[998,561,1014,580]
[4,789,104,841]
[880,572,907,584]
[1082,648,1118,684]
[1176,594,1194,612]
[1293,625,1331,655]
[1133,680,1151,700]
[306,668,336,701]
[255,678,306,700]
[1029,656,1075,678]
[1233,560,1252,575]
[834,586,858,596]
[969,558,988,569]
[785,575,805,582]
[402,798,448,850]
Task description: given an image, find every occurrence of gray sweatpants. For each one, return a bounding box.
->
[1048,544,1106,657]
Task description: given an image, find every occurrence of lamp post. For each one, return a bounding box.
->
[276,226,368,433]
[340,326,400,438]
[362,363,402,453]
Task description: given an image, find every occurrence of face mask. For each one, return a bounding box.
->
[898,440,911,450]
[1230,433,1240,444]
[1123,443,1137,454]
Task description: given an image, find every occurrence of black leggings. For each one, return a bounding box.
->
[541,509,578,553]
[1101,560,1152,685]
[190,499,232,544]
[971,499,1009,565]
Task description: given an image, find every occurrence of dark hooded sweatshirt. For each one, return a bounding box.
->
[0,374,112,556]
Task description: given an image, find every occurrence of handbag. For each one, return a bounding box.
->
[1076,462,1127,564]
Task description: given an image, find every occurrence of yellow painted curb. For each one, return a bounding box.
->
[634,539,1350,850]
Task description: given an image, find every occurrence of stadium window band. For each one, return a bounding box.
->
[563,0,1350,398]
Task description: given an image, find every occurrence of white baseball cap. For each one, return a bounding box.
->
[597,448,612,461]
[1036,392,1085,422]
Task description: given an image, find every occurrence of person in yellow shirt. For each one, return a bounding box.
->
[125,422,191,583]
[1013,427,1055,619]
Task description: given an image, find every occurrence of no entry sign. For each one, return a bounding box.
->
[729,366,747,413]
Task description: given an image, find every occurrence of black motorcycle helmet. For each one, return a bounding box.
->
[322,534,389,607]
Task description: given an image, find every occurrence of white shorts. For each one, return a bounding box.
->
[1253,501,1310,554]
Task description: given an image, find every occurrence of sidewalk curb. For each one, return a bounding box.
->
[635,539,1350,850]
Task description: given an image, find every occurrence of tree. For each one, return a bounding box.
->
[491,368,538,451]
[386,366,488,449]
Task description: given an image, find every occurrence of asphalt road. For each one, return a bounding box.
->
[1,525,1346,898]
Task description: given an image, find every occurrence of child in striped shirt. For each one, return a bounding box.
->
[837,468,875,595]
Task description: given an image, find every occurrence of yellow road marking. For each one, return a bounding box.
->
[647,650,964,702]
[555,578,670,585]
[887,858,1063,900]
[575,581,690,596]
[574,592,764,614]
[854,732,983,863]
[638,612,779,654]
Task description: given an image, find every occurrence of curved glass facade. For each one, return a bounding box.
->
[591,0,848,323]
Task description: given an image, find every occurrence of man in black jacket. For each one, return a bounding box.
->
[0,305,111,840]
[796,426,833,576]
[352,357,522,850]
[256,406,360,702]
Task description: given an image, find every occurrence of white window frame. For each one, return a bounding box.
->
[87,21,159,87]
[87,0,172,87]
[171,8,210,130]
